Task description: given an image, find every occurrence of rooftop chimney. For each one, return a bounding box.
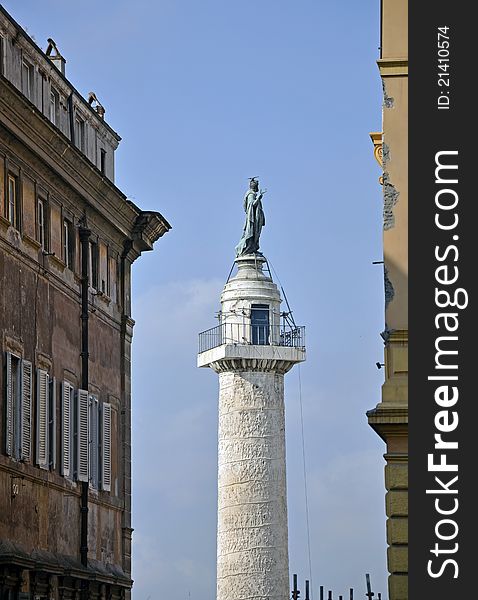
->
[46,38,66,75]
[88,92,105,119]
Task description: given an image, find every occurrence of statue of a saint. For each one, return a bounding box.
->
[235,178,266,257]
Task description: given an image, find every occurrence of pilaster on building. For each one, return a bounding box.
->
[367,2,408,600]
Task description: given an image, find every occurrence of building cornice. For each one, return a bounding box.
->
[199,344,306,374]
[377,58,408,77]
[367,407,408,442]
[0,76,170,246]
[0,5,121,142]
[209,358,298,374]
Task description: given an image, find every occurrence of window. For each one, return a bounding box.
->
[63,218,74,269]
[77,389,89,482]
[89,395,99,489]
[251,304,270,345]
[21,60,34,101]
[99,243,109,295]
[0,35,5,77]
[74,115,85,151]
[37,197,47,250]
[61,384,89,481]
[40,72,47,113]
[100,149,106,175]
[6,174,19,229]
[61,381,75,478]
[59,384,111,490]
[89,240,98,289]
[35,370,56,470]
[5,353,32,461]
[101,403,112,492]
[90,398,113,491]
[49,87,60,126]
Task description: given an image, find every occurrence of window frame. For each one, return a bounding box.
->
[89,394,100,489]
[101,402,112,492]
[49,86,60,126]
[63,218,74,269]
[100,148,106,175]
[0,34,5,77]
[37,196,48,250]
[6,173,20,230]
[21,59,34,101]
[74,114,85,151]
[251,303,270,345]
[4,353,32,462]
[61,381,75,479]
[77,389,89,482]
[36,369,50,469]
[5,353,21,458]
[89,239,99,290]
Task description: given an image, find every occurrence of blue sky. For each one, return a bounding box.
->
[4,1,388,598]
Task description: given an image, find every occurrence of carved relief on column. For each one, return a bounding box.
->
[217,370,289,600]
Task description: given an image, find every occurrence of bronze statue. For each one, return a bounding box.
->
[235,177,266,256]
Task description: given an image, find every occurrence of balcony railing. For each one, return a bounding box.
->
[198,322,305,354]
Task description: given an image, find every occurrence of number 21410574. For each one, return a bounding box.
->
[437,26,450,110]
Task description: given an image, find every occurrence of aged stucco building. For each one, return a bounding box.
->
[368,1,408,600]
[0,6,170,599]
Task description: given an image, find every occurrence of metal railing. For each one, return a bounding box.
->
[198,322,305,353]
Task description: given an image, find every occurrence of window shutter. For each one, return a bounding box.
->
[77,389,89,482]
[49,378,57,470]
[101,402,112,492]
[5,352,13,456]
[89,395,99,489]
[61,381,72,477]
[36,369,49,468]
[20,360,33,462]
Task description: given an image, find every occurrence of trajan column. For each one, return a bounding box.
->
[198,179,306,600]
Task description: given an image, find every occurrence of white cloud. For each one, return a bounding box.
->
[131,278,223,599]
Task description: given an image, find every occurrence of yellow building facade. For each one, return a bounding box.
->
[368,2,408,599]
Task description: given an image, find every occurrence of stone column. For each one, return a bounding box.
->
[216,368,289,600]
[198,255,305,600]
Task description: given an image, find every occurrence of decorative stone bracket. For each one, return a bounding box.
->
[370,131,384,184]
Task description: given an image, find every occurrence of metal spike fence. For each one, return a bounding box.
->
[291,573,384,600]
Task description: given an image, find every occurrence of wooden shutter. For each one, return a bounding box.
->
[89,395,99,489]
[20,360,33,462]
[61,381,72,477]
[77,389,89,482]
[101,402,112,492]
[5,352,13,456]
[36,369,49,468]
[49,378,57,470]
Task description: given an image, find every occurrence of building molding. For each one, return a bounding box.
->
[377,58,408,77]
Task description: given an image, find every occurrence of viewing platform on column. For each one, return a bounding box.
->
[198,254,306,373]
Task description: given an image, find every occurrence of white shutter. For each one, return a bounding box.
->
[77,389,89,482]
[36,369,49,469]
[89,395,99,488]
[101,402,112,492]
[61,381,72,477]
[5,352,13,456]
[20,360,33,462]
[49,378,57,470]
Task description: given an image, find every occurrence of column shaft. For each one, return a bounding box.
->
[217,370,289,600]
